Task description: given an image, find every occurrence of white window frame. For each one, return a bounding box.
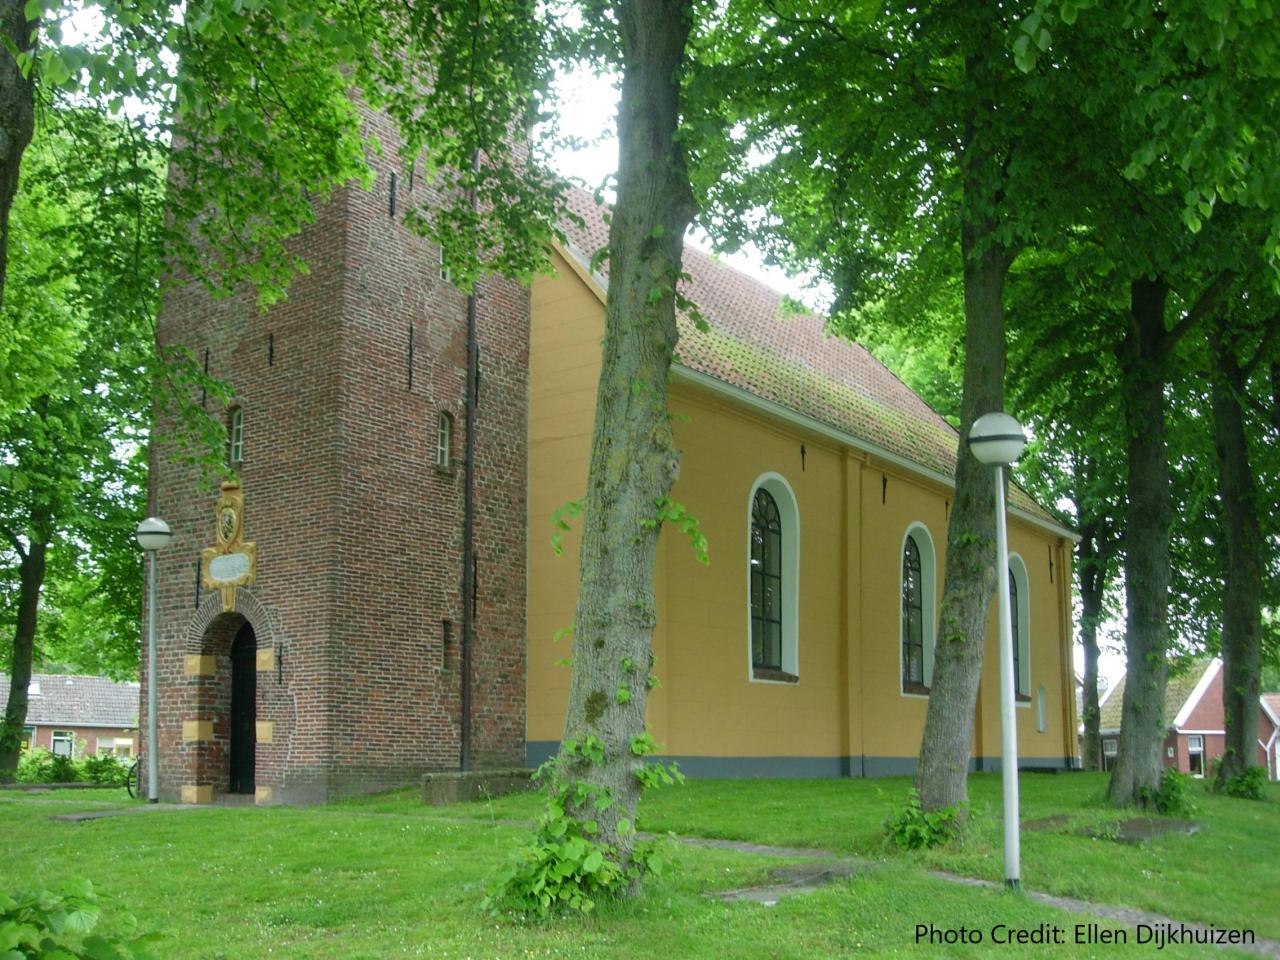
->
[436,412,453,468]
[746,472,800,682]
[229,407,245,463]
[1008,552,1031,703]
[1187,734,1206,777]
[51,730,75,757]
[899,522,937,697]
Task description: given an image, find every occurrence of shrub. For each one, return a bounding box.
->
[1137,769,1195,816]
[15,749,60,784]
[884,790,962,850]
[78,754,130,786]
[1218,765,1267,801]
[0,879,160,958]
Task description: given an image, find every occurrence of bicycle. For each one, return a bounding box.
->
[126,757,140,799]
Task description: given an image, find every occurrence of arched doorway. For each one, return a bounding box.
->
[229,623,256,794]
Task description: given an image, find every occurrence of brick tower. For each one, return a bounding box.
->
[147,116,530,803]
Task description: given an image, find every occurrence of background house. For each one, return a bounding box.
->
[1261,694,1279,780]
[0,673,139,758]
[1098,659,1223,776]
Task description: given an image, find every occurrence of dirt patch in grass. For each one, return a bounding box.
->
[1023,814,1201,844]
[707,860,864,905]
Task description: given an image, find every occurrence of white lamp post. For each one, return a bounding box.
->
[136,517,173,803]
[968,412,1027,890]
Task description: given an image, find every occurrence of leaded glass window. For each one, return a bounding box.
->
[1010,569,1022,696]
[902,536,924,689]
[750,488,783,671]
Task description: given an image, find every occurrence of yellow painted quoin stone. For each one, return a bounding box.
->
[184,655,216,677]
[182,720,213,742]
[180,784,213,804]
[255,721,273,744]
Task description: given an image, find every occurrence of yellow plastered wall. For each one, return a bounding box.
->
[526,248,602,745]
[975,526,1078,764]
[856,467,949,761]
[661,389,846,759]
[526,245,1078,768]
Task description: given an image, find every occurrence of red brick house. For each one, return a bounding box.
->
[0,674,139,758]
[1097,659,1224,777]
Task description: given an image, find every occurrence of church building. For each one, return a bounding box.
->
[148,134,1079,804]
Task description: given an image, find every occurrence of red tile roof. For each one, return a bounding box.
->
[557,189,1058,524]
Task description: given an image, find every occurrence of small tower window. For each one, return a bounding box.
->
[439,248,452,284]
[229,407,244,464]
[436,412,453,468]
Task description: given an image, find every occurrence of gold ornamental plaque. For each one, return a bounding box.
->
[201,481,257,612]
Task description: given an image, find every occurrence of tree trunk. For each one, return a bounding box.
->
[557,0,695,875]
[1077,523,1108,772]
[1108,277,1172,806]
[915,99,1010,808]
[0,0,38,311]
[0,539,49,780]
[1208,316,1262,786]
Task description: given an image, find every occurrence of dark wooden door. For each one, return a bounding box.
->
[229,624,256,794]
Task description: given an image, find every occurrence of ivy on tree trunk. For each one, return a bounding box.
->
[556,0,696,875]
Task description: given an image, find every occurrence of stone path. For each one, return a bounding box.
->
[934,872,1279,959]
[49,803,207,823]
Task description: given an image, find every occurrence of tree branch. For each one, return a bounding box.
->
[1162,270,1234,356]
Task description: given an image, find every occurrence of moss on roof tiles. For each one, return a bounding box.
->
[1098,659,1216,733]
[557,187,1060,526]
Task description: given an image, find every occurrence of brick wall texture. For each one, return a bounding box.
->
[148,111,529,803]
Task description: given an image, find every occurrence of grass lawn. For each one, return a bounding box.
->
[2,774,1275,958]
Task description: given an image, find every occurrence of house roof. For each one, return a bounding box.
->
[556,189,1068,535]
[0,673,139,729]
[1097,659,1217,734]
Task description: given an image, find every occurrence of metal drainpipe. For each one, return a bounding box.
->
[460,149,480,772]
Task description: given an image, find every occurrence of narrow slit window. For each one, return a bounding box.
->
[436,412,453,469]
[229,407,244,464]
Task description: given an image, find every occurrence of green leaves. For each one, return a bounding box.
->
[550,499,584,556]
[0,881,159,959]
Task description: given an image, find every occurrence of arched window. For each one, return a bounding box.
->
[900,524,937,696]
[1008,554,1031,700]
[747,473,799,682]
[750,488,782,672]
[228,407,244,464]
[902,537,924,689]
[436,412,453,469]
